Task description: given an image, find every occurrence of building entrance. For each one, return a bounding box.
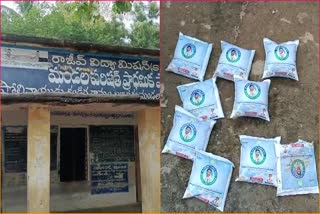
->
[60,128,86,182]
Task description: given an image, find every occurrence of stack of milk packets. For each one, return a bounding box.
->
[162,32,318,212]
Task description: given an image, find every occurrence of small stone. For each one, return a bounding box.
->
[280,18,291,24]
[297,12,308,24]
[201,23,211,30]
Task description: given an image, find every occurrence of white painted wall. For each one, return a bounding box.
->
[2,108,138,212]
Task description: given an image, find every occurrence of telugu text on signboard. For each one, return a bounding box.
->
[1,46,160,100]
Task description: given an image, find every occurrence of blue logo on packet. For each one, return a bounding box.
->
[190,89,205,106]
[274,46,289,61]
[200,165,218,185]
[182,43,196,59]
[291,159,305,179]
[179,123,196,142]
[244,83,261,100]
[226,48,241,63]
[250,146,266,165]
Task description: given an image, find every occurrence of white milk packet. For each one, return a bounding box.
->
[183,150,234,212]
[166,32,213,81]
[236,135,281,186]
[177,77,224,121]
[162,105,215,160]
[231,79,271,121]
[275,139,319,196]
[214,41,255,81]
[263,38,299,81]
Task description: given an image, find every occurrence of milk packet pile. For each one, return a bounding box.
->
[275,139,319,196]
[166,32,213,81]
[177,78,224,121]
[263,38,299,81]
[214,41,255,81]
[162,105,215,160]
[231,79,271,121]
[183,150,234,212]
[236,135,280,186]
[163,33,312,210]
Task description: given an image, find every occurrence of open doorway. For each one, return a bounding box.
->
[59,128,86,182]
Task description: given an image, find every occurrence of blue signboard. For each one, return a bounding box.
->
[91,162,129,194]
[1,45,160,100]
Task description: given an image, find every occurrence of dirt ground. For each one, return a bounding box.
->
[160,2,318,212]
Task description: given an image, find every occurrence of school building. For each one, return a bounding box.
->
[1,34,160,212]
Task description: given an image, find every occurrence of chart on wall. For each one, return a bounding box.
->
[3,126,58,173]
[89,125,135,194]
[1,45,160,100]
[3,126,27,173]
[89,125,135,162]
[91,162,129,194]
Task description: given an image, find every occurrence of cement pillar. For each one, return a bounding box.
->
[137,108,160,212]
[27,105,50,212]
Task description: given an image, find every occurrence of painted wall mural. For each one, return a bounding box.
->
[1,45,160,100]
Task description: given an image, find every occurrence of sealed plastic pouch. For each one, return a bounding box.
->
[166,32,213,81]
[236,135,280,186]
[177,77,224,121]
[263,38,299,80]
[275,139,319,196]
[231,79,271,121]
[183,150,234,212]
[214,41,255,81]
[162,106,215,160]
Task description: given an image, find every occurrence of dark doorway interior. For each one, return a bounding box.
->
[60,128,86,182]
